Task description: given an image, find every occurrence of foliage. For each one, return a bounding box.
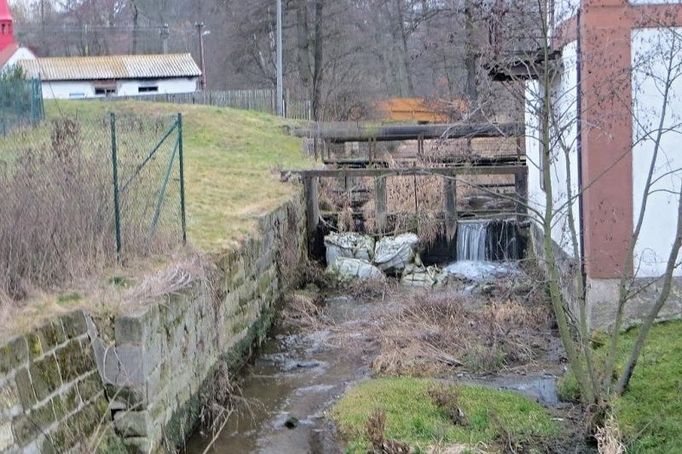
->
[331,377,559,453]
[558,322,682,452]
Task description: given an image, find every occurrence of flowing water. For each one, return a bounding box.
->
[456,220,489,261]
[185,296,386,454]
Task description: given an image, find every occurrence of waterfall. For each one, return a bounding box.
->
[456,221,489,261]
[455,219,520,262]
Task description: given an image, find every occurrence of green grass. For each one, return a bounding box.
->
[610,322,682,453]
[331,377,559,453]
[557,321,682,453]
[44,100,314,251]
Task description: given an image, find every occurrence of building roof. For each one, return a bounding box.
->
[0,42,17,67]
[0,0,11,21]
[18,53,202,81]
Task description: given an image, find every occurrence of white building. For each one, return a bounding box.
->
[0,0,36,73]
[18,53,202,100]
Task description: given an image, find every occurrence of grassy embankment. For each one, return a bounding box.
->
[47,100,313,251]
[559,321,682,453]
[332,377,560,453]
[0,100,313,338]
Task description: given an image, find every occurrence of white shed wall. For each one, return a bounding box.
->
[41,77,198,100]
[631,28,682,277]
[526,41,581,257]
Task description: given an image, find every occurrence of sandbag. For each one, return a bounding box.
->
[401,264,441,288]
[330,257,384,281]
[324,232,375,266]
[373,233,420,273]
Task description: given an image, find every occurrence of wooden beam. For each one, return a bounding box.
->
[375,176,387,232]
[303,176,320,248]
[284,165,526,179]
[292,122,524,143]
[515,167,528,219]
[443,177,457,242]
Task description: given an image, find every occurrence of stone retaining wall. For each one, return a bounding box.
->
[0,194,306,453]
[0,312,110,453]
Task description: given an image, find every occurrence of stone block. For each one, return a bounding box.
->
[0,337,28,374]
[37,321,66,351]
[115,315,146,346]
[102,345,145,387]
[77,373,103,403]
[114,410,151,437]
[25,334,43,361]
[12,402,55,446]
[29,354,62,402]
[0,421,13,451]
[0,381,21,418]
[61,311,88,339]
[54,341,90,384]
[14,368,36,409]
[60,386,81,414]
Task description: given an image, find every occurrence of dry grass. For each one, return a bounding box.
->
[370,289,553,376]
[0,116,182,304]
[596,417,625,454]
[280,288,332,331]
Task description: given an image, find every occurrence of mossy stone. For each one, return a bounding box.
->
[14,367,37,408]
[37,321,67,351]
[78,374,103,404]
[25,333,43,361]
[61,386,81,413]
[55,340,93,384]
[29,354,62,401]
[62,311,88,339]
[0,337,28,374]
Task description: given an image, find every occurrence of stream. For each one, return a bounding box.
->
[185,295,387,453]
[186,278,565,453]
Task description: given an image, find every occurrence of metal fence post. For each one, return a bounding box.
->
[177,113,187,245]
[110,112,123,260]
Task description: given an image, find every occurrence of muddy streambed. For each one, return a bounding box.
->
[186,265,570,453]
[185,295,385,453]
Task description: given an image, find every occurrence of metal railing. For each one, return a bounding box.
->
[107,89,312,120]
[0,78,44,136]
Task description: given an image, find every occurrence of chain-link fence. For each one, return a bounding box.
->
[0,111,185,300]
[0,78,45,136]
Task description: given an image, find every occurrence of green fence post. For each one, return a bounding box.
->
[178,113,187,245]
[110,112,123,260]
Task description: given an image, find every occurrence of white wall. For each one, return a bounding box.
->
[526,41,581,257]
[41,77,198,99]
[629,0,682,4]
[553,0,579,28]
[631,28,682,277]
[4,47,35,69]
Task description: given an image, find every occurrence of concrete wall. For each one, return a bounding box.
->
[41,78,198,100]
[0,194,306,453]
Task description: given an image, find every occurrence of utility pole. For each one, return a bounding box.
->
[161,24,169,54]
[195,22,208,90]
[276,0,284,116]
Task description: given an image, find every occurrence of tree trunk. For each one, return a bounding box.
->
[464,0,478,104]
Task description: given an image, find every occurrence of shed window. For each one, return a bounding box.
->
[138,86,159,93]
[94,81,117,97]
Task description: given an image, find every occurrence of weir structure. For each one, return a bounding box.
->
[283,121,528,259]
